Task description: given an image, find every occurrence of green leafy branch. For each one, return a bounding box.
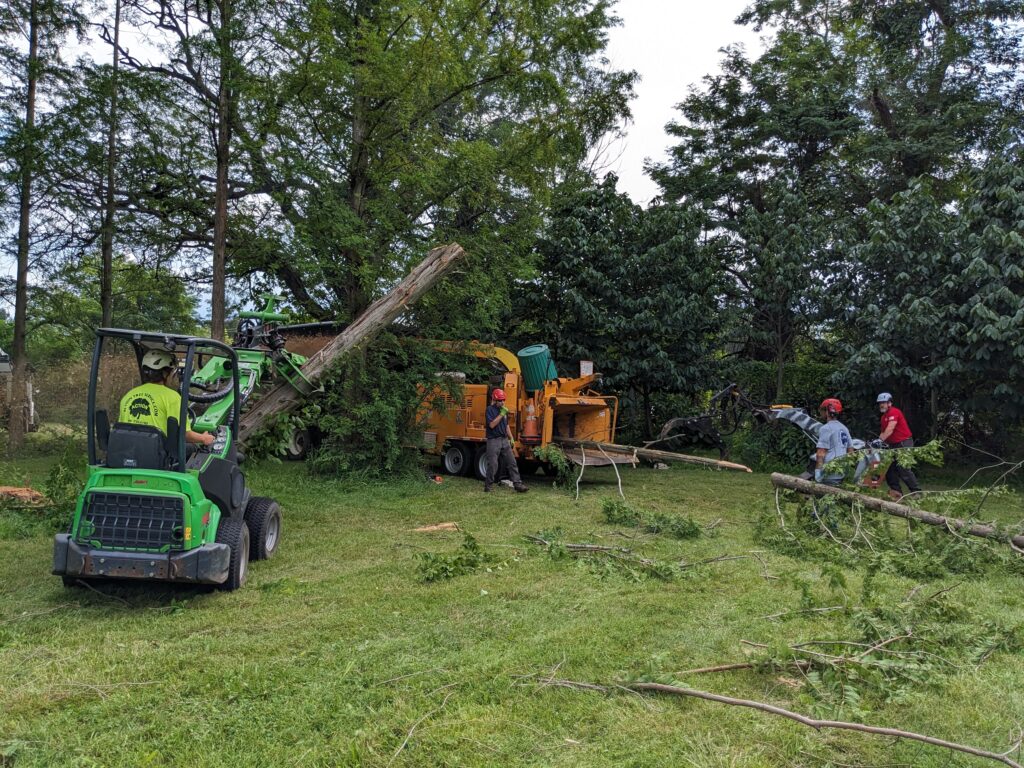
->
[601,498,703,539]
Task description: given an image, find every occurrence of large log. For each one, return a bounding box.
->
[555,438,753,473]
[238,243,465,444]
[770,472,1024,549]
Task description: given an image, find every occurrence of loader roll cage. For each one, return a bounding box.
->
[87,329,241,470]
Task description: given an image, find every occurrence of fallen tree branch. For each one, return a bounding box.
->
[771,473,1024,549]
[557,438,753,473]
[238,243,465,444]
[761,605,846,621]
[387,689,457,767]
[675,660,814,676]
[678,554,750,570]
[534,677,1024,768]
[523,535,631,554]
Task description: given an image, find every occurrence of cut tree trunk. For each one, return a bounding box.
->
[237,243,465,444]
[555,439,752,473]
[770,473,1024,549]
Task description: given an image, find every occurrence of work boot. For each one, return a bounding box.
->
[887,488,902,502]
[483,485,492,493]
[514,484,529,493]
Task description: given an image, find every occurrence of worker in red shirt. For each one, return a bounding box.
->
[876,392,922,501]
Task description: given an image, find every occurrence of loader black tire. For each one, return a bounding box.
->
[215,518,250,591]
[245,496,282,561]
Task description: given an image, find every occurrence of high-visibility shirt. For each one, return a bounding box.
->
[119,383,191,435]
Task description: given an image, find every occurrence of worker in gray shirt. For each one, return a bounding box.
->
[814,398,856,485]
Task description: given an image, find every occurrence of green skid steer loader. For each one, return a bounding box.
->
[52,327,286,591]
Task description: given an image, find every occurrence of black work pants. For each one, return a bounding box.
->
[885,438,922,493]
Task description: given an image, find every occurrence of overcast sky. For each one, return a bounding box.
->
[603,0,763,205]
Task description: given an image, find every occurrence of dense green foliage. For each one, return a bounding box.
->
[305,336,461,476]
[4,0,1024,461]
[649,0,1024,440]
[520,175,722,438]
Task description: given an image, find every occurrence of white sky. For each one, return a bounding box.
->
[602,0,764,205]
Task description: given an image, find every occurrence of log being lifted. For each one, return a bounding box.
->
[556,438,753,473]
[770,472,1024,549]
[238,243,465,444]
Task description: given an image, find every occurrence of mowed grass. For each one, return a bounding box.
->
[2,458,1023,768]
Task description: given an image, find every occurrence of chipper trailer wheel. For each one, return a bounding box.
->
[474,445,490,481]
[442,442,472,476]
[215,518,250,591]
[244,496,282,561]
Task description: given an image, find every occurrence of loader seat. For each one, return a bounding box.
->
[106,423,168,470]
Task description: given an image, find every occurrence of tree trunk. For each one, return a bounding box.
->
[237,243,466,444]
[99,0,121,329]
[9,0,39,455]
[210,0,232,340]
[343,98,371,319]
[770,473,1024,549]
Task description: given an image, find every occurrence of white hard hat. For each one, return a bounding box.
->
[141,349,177,371]
[876,392,893,403]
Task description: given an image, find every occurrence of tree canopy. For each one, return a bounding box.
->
[3,0,1024,454]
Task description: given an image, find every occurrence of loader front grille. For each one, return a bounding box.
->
[76,492,185,551]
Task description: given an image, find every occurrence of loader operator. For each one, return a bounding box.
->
[814,398,855,486]
[876,392,921,501]
[484,388,528,494]
[119,350,215,447]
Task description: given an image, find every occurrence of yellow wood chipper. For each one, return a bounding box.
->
[418,342,632,479]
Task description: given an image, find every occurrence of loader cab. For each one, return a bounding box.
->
[55,329,280,591]
[88,329,241,473]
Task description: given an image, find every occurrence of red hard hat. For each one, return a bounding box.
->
[820,398,843,414]
[492,388,506,401]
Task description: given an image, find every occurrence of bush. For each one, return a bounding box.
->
[0,437,84,538]
[306,335,463,478]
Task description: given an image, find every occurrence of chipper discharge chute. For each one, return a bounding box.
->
[52,329,283,591]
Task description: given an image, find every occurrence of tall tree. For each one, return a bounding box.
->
[0,0,83,452]
[653,0,1024,406]
[99,0,120,328]
[232,0,635,324]
[108,0,255,338]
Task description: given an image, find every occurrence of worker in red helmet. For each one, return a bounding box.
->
[484,387,528,493]
[814,398,855,486]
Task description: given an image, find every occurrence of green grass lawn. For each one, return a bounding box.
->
[2,458,1023,768]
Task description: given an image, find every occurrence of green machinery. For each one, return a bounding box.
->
[52,296,313,591]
